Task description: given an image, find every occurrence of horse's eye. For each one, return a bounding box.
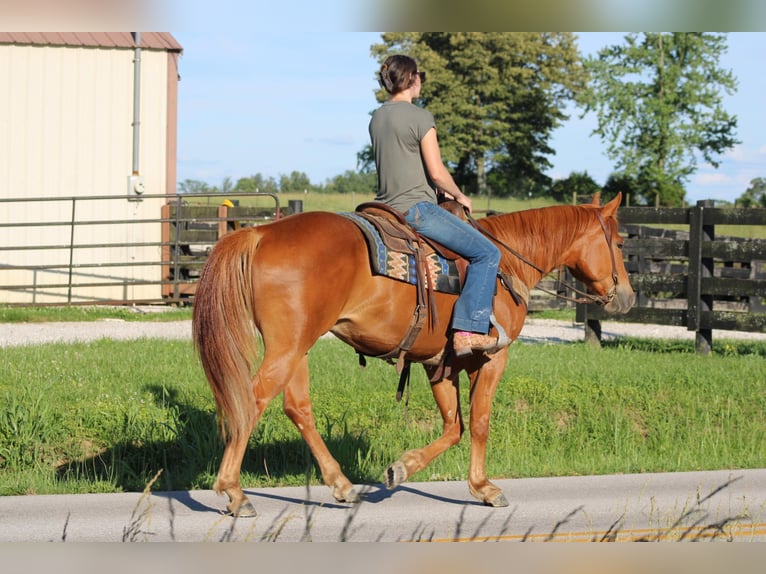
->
[616,242,624,250]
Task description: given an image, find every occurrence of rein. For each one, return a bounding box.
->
[465,209,619,307]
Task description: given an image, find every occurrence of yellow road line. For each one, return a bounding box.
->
[422,522,766,542]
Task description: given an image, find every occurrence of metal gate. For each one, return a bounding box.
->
[0,193,284,306]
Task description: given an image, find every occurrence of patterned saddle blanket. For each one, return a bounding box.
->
[339,204,463,295]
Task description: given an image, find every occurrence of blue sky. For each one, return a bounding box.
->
[173,31,765,204]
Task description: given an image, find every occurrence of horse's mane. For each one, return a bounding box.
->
[478,204,605,278]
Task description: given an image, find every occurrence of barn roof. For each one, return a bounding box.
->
[0,32,182,52]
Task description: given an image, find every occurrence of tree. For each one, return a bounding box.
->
[323,170,377,195]
[549,171,601,203]
[602,172,643,205]
[578,33,739,206]
[736,177,766,208]
[177,179,213,194]
[233,174,278,194]
[279,171,315,194]
[220,176,234,195]
[370,33,586,198]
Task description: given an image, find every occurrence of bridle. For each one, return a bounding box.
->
[466,209,620,307]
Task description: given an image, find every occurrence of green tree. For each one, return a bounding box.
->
[370,32,586,199]
[279,171,315,193]
[220,176,233,195]
[602,172,643,206]
[323,170,377,195]
[233,174,278,194]
[549,171,601,203]
[177,179,213,194]
[578,33,739,207]
[736,177,766,208]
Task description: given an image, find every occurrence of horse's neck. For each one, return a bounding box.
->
[483,206,582,287]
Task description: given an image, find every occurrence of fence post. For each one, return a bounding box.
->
[161,203,171,299]
[67,197,76,303]
[575,280,602,346]
[687,200,714,354]
[172,197,185,301]
[288,199,303,214]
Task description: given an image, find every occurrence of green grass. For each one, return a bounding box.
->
[0,305,192,323]
[1,335,764,496]
[185,190,559,216]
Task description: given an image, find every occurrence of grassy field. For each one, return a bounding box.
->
[186,191,560,216]
[1,334,764,496]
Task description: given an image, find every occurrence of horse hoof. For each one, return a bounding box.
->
[335,486,361,504]
[385,461,407,490]
[227,499,258,518]
[344,487,361,503]
[484,493,509,508]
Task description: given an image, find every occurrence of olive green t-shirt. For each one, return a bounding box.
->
[368,101,438,214]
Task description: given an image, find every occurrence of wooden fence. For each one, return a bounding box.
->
[576,201,766,354]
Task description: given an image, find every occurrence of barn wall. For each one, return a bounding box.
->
[0,43,172,303]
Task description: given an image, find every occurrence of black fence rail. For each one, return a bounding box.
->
[577,201,766,354]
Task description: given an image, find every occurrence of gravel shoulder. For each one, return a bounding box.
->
[1,317,763,348]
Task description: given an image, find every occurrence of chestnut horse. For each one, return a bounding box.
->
[192,193,634,516]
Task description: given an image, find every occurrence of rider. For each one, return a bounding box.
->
[368,54,509,357]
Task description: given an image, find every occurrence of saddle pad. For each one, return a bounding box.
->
[340,212,461,294]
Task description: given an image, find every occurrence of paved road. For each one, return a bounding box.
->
[2,316,764,348]
[1,469,764,542]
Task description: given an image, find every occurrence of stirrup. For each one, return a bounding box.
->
[490,313,512,349]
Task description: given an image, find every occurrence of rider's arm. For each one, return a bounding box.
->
[420,127,472,213]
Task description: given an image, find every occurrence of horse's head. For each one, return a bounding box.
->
[568,193,635,314]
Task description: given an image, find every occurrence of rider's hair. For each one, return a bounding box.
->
[378,55,417,95]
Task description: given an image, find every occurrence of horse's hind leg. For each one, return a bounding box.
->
[282,355,360,503]
[385,366,464,489]
[215,353,300,517]
[215,423,258,517]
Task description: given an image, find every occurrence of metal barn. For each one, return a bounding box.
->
[0,32,182,303]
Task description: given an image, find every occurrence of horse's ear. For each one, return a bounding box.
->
[591,192,602,206]
[602,192,622,218]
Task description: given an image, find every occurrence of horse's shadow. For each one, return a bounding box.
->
[239,481,481,509]
[55,383,385,511]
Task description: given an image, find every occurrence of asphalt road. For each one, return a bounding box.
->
[1,469,764,542]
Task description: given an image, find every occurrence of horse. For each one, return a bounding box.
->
[191,192,635,516]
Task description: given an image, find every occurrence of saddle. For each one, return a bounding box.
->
[340,201,529,405]
[344,202,467,295]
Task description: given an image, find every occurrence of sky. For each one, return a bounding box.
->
[173,30,766,204]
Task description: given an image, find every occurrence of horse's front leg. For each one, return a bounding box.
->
[385,366,464,489]
[282,355,360,504]
[466,350,510,507]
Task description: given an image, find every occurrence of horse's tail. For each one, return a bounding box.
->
[192,228,263,443]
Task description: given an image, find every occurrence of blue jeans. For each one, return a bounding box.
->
[404,201,500,334]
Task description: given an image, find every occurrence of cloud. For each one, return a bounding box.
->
[694,172,732,185]
[723,142,766,164]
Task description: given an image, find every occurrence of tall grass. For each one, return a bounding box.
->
[0,336,764,496]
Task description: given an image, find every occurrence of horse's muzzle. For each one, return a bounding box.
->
[604,284,635,315]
